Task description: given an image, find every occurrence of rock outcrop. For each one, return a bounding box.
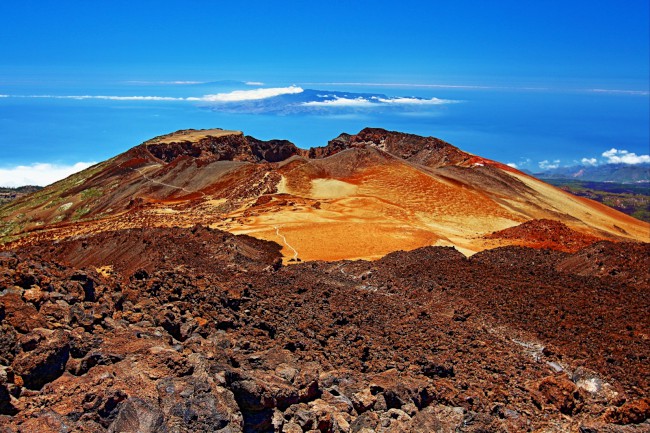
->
[143,131,303,164]
[307,128,471,167]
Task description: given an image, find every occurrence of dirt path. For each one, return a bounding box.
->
[121,163,206,198]
[274,225,299,260]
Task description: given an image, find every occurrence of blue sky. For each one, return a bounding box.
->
[2,0,648,88]
[0,1,648,186]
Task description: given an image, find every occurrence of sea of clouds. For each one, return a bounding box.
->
[0,162,96,188]
[3,85,458,114]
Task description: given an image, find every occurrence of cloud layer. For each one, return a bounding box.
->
[300,94,456,108]
[0,162,96,187]
[538,159,561,170]
[602,148,650,164]
[301,96,374,107]
[377,96,452,105]
[28,95,182,101]
[588,89,650,96]
[7,86,305,103]
[2,86,458,114]
[192,86,304,102]
[538,148,650,172]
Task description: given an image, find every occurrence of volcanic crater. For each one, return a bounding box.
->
[1,127,647,260]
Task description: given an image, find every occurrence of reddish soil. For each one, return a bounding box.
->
[0,226,648,432]
[486,219,602,252]
[22,225,282,278]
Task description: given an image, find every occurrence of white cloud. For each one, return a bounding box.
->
[3,88,459,110]
[301,96,375,107]
[377,96,456,105]
[302,95,458,107]
[0,162,96,187]
[192,86,304,102]
[161,81,204,85]
[86,95,180,101]
[588,89,649,96]
[581,157,598,166]
[602,148,650,164]
[22,94,183,101]
[245,81,265,86]
[300,81,494,89]
[539,159,561,170]
[7,87,306,103]
[506,162,518,168]
[0,94,8,98]
[124,80,205,85]
[306,82,650,94]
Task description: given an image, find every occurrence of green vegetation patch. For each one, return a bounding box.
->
[80,187,103,200]
[44,197,65,209]
[72,206,91,220]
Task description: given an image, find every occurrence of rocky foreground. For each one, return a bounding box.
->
[0,226,649,432]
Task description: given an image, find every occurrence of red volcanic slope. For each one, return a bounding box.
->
[0,127,648,261]
[486,219,602,252]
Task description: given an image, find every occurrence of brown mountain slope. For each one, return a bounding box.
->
[0,127,648,260]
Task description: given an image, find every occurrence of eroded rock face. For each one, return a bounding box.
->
[304,128,472,168]
[145,133,303,165]
[0,227,648,432]
[246,136,304,163]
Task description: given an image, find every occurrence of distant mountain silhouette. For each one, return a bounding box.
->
[535,163,650,183]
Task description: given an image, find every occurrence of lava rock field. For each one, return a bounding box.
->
[0,225,648,432]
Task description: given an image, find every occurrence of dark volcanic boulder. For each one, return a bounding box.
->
[0,372,16,416]
[12,329,70,390]
[157,376,242,432]
[108,398,166,433]
[0,323,17,364]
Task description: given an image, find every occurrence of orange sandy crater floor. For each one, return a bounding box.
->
[220,162,649,262]
[221,163,528,261]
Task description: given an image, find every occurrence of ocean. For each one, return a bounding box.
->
[0,80,648,175]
